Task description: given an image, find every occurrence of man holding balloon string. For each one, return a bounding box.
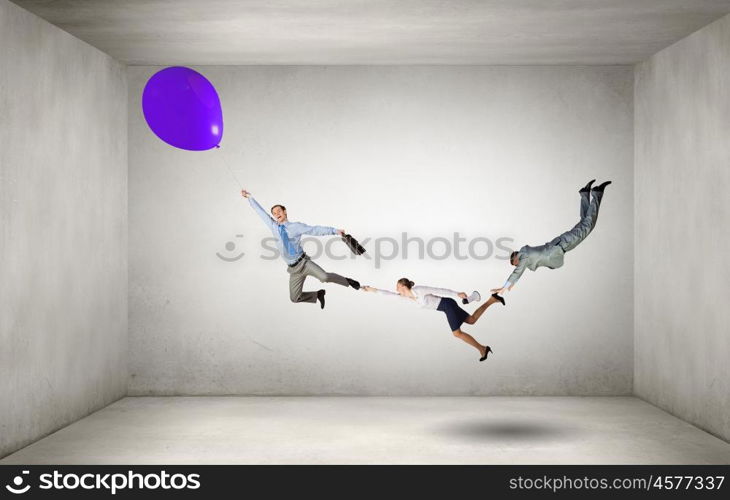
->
[142,66,363,309]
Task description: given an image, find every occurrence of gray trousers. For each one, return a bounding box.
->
[555,190,604,253]
[287,256,350,303]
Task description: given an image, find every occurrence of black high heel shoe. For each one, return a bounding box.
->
[491,293,506,306]
[480,346,493,362]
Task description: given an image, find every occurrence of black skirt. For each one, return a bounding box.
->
[436,297,470,332]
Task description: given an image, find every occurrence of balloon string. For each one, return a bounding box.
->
[217,146,244,191]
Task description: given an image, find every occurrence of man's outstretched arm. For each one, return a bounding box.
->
[492,263,526,294]
[296,222,345,237]
[241,190,276,230]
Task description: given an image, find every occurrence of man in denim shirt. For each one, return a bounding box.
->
[492,180,611,295]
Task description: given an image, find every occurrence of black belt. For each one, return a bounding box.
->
[288,253,308,268]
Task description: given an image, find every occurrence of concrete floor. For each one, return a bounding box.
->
[2,397,730,464]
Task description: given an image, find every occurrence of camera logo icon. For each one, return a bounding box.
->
[216,234,245,262]
[5,471,31,494]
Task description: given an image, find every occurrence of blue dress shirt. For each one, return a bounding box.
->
[248,197,338,265]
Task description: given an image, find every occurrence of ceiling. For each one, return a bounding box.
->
[11,0,730,65]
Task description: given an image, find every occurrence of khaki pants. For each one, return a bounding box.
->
[287,256,350,303]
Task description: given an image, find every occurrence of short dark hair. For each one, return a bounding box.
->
[270,204,286,214]
[510,251,518,261]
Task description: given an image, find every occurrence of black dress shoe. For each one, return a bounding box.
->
[491,293,506,306]
[592,180,612,192]
[480,346,493,362]
[317,289,326,309]
[579,179,596,194]
[346,278,361,290]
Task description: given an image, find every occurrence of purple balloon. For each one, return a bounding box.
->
[142,66,223,151]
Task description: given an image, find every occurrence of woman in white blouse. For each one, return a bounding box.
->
[362,278,505,362]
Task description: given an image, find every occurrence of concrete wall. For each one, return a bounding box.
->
[0,0,128,458]
[129,65,633,396]
[635,14,730,443]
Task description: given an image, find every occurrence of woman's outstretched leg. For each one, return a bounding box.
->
[452,328,487,357]
[464,294,500,325]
